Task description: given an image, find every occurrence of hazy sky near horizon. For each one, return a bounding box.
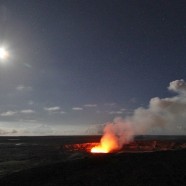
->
[0,0,186,135]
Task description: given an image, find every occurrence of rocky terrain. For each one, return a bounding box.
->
[0,136,186,186]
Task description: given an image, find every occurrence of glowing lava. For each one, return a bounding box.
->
[91,131,120,153]
[91,146,109,153]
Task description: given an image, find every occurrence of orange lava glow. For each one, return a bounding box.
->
[91,132,119,153]
[91,146,109,153]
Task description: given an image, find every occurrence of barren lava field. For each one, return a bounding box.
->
[0,135,186,186]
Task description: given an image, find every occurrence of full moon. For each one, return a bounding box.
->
[0,47,9,61]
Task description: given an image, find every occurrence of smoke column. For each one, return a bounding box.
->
[92,79,186,152]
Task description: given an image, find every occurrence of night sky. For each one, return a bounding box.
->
[0,0,186,135]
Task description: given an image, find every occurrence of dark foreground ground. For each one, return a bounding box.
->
[0,135,186,186]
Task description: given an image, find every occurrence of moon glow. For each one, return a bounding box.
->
[0,47,9,61]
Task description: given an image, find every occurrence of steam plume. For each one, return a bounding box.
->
[96,79,186,152]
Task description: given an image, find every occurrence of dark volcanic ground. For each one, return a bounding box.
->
[0,136,186,186]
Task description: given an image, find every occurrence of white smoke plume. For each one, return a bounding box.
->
[99,79,186,151]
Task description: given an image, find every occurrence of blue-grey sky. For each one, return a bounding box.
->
[0,0,186,135]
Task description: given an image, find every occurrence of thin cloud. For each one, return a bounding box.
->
[0,111,17,116]
[20,109,35,114]
[60,111,66,114]
[19,119,37,123]
[109,111,123,115]
[44,106,61,112]
[0,128,18,135]
[84,104,97,108]
[16,85,32,91]
[72,107,83,111]
[104,103,117,107]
